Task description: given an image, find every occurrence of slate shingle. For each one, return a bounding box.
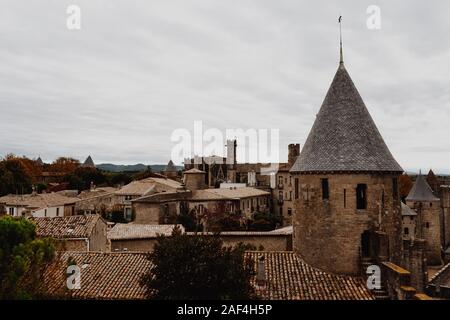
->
[291,64,403,173]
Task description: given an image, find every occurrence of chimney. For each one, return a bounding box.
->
[288,143,300,167]
[256,255,266,287]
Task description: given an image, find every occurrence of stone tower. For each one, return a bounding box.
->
[290,52,403,275]
[82,155,95,168]
[183,168,206,191]
[406,173,441,265]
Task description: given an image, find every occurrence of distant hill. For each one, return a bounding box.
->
[96,163,182,173]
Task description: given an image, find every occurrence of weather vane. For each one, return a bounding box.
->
[338,15,343,64]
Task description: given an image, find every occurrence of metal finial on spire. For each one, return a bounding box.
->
[338,15,343,64]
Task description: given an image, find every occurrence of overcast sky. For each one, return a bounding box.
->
[1,1,449,173]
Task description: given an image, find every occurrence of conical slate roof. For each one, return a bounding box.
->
[164,160,177,172]
[406,173,439,202]
[36,157,44,166]
[82,155,95,168]
[291,63,403,173]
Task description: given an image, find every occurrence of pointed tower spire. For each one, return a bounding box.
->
[339,15,343,65]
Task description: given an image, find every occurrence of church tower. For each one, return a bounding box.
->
[290,32,403,275]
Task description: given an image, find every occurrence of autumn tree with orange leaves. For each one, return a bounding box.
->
[399,173,413,202]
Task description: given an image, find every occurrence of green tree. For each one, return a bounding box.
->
[64,167,106,191]
[107,172,132,186]
[132,166,154,180]
[140,227,255,300]
[0,216,55,299]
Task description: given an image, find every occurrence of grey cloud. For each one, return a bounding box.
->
[0,0,450,173]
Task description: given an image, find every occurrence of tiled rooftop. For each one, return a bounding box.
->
[246,251,374,300]
[115,177,183,196]
[30,215,101,238]
[41,251,374,300]
[42,251,152,299]
[0,192,77,210]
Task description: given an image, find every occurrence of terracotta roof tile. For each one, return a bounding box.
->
[40,251,374,300]
[115,177,182,196]
[30,215,101,238]
[246,251,374,300]
[42,251,152,299]
[0,192,77,210]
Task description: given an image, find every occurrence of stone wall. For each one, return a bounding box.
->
[57,239,89,251]
[133,202,164,224]
[111,238,157,252]
[402,239,427,292]
[402,215,416,240]
[292,173,402,275]
[89,217,109,252]
[213,233,291,251]
[440,186,450,248]
[111,232,292,252]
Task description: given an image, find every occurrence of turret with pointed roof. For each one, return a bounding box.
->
[426,169,439,194]
[405,172,441,264]
[406,172,439,202]
[36,157,44,166]
[164,160,177,173]
[291,26,403,275]
[82,155,95,168]
[163,160,178,179]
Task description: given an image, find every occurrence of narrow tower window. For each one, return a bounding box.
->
[343,189,347,208]
[356,184,367,210]
[321,178,329,200]
[294,178,299,199]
